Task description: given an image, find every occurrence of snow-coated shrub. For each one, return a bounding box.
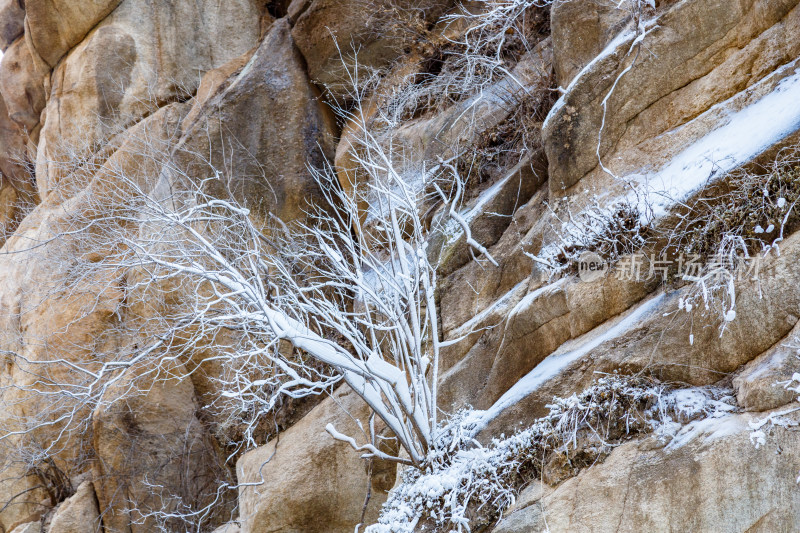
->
[669,149,800,261]
[664,148,800,330]
[539,197,650,271]
[378,0,552,126]
[368,376,735,532]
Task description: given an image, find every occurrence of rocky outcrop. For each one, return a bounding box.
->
[544,0,800,195]
[0,12,362,532]
[0,0,23,51]
[48,481,102,533]
[9,523,41,533]
[0,90,36,246]
[550,0,630,87]
[92,370,231,533]
[237,387,395,533]
[1,0,800,532]
[290,0,454,99]
[25,0,124,67]
[35,0,263,198]
[734,323,800,412]
[474,228,800,438]
[212,525,241,533]
[173,17,337,225]
[494,410,800,532]
[0,36,48,133]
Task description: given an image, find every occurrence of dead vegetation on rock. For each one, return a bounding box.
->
[370,376,736,533]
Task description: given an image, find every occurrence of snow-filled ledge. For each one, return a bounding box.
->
[467,291,667,434]
[633,59,800,220]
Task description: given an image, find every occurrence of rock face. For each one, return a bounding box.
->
[0,0,23,51]
[544,0,800,194]
[0,2,322,531]
[174,17,337,225]
[495,410,800,532]
[734,323,800,412]
[92,371,231,533]
[550,0,630,87]
[34,0,262,198]
[1,0,800,532]
[0,36,48,133]
[25,0,124,67]
[48,481,102,533]
[291,0,454,99]
[9,523,41,533]
[0,90,36,246]
[237,387,395,533]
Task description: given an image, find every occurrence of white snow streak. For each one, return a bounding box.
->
[665,412,744,450]
[543,28,637,133]
[637,64,800,218]
[469,292,666,432]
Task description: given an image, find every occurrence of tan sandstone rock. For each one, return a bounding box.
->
[0,37,47,133]
[438,186,549,337]
[237,386,396,533]
[25,0,124,67]
[0,185,125,532]
[439,266,655,413]
[35,0,263,198]
[0,90,30,184]
[493,409,800,532]
[0,90,37,247]
[544,0,800,194]
[291,0,454,100]
[92,370,232,533]
[550,0,634,87]
[47,481,101,533]
[481,227,800,439]
[9,522,40,533]
[0,102,209,533]
[174,17,337,225]
[0,0,23,51]
[211,524,241,533]
[334,40,552,260]
[734,322,800,412]
[430,154,547,277]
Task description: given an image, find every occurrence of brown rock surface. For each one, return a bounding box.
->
[92,370,231,533]
[734,324,800,412]
[174,17,337,225]
[35,0,263,198]
[0,102,207,533]
[0,37,48,133]
[544,0,800,193]
[550,0,633,87]
[211,524,242,533]
[1,0,800,531]
[25,0,124,67]
[9,523,40,533]
[0,0,23,51]
[334,41,552,262]
[291,0,454,100]
[0,91,37,246]
[493,410,800,532]
[237,386,396,533]
[482,228,800,439]
[48,481,102,533]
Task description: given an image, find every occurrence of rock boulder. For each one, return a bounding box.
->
[237,387,396,533]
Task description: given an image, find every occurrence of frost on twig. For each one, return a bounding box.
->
[375,0,552,125]
[668,148,800,331]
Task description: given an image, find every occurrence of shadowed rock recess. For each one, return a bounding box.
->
[1,0,800,532]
